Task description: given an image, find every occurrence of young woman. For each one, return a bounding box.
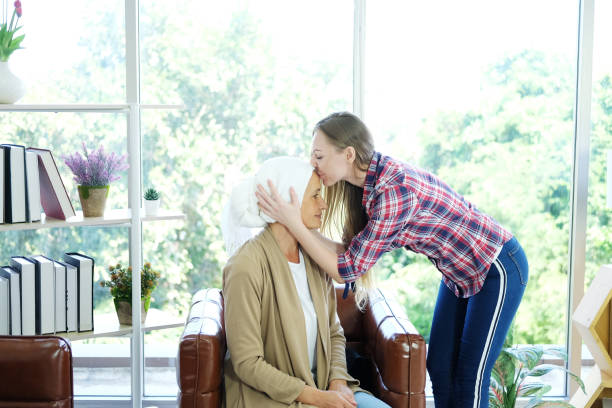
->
[222,156,390,408]
[255,113,528,408]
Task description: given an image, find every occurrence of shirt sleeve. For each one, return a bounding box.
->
[337,184,415,282]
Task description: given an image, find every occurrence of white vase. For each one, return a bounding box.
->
[144,199,161,216]
[0,61,26,104]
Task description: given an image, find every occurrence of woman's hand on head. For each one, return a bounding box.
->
[255,180,303,231]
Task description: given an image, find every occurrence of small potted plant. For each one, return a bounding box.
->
[63,143,128,217]
[100,262,160,325]
[143,187,161,216]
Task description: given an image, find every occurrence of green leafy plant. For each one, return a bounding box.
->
[489,343,585,408]
[100,262,160,301]
[0,1,24,62]
[144,187,160,201]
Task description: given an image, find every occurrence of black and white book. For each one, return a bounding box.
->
[29,255,55,334]
[25,151,41,222]
[63,253,94,332]
[0,275,8,335]
[63,261,78,332]
[50,259,67,333]
[1,144,27,224]
[0,266,20,335]
[10,256,36,335]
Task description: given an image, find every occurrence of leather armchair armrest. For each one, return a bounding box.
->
[363,289,426,407]
[0,335,73,408]
[177,288,226,408]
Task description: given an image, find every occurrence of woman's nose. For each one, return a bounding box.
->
[310,157,317,168]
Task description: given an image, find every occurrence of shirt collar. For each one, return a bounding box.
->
[362,151,382,208]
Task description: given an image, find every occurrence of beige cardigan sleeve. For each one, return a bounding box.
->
[223,255,306,404]
[326,278,359,386]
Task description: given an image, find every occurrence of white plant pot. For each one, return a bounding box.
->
[144,199,161,216]
[0,61,26,104]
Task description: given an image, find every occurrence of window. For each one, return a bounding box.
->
[365,0,579,396]
[11,1,125,104]
[139,0,352,396]
[584,0,612,382]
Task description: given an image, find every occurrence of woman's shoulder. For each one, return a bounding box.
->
[376,153,409,188]
[224,232,268,278]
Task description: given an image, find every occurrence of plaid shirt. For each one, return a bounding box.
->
[337,152,512,298]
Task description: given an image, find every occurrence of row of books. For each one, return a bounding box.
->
[1,144,76,224]
[0,252,94,335]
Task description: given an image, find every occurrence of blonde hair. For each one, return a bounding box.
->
[315,112,376,309]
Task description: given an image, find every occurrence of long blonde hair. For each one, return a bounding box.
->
[315,112,375,309]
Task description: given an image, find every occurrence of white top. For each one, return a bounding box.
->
[288,251,318,376]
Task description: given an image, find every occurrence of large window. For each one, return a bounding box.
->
[139,0,353,397]
[365,0,579,396]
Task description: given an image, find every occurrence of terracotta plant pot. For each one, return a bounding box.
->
[113,296,151,325]
[78,185,109,217]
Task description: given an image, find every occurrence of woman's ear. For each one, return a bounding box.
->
[345,146,356,164]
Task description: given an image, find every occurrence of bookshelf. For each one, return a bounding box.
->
[0,2,183,406]
[0,102,185,406]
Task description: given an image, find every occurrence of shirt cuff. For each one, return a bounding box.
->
[337,252,357,283]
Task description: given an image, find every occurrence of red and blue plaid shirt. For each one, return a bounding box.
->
[337,152,512,298]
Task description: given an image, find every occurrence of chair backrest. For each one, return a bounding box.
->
[0,336,74,408]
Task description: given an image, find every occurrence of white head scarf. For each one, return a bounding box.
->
[221,156,314,256]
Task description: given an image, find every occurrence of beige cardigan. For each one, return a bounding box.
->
[222,226,360,408]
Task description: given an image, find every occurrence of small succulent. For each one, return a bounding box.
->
[144,187,160,201]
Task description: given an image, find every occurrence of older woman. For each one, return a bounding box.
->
[222,157,389,408]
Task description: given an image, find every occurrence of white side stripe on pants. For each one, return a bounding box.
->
[473,259,507,408]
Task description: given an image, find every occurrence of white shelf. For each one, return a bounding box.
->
[53,308,185,342]
[140,104,186,110]
[0,104,130,112]
[140,209,186,222]
[0,104,185,112]
[0,208,185,231]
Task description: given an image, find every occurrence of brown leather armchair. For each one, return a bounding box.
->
[177,287,426,408]
[0,335,74,408]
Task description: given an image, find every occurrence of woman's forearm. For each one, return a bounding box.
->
[312,230,345,254]
[291,223,344,283]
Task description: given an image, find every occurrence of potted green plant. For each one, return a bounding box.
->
[143,187,161,216]
[100,262,160,325]
[64,143,128,217]
[489,341,586,407]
